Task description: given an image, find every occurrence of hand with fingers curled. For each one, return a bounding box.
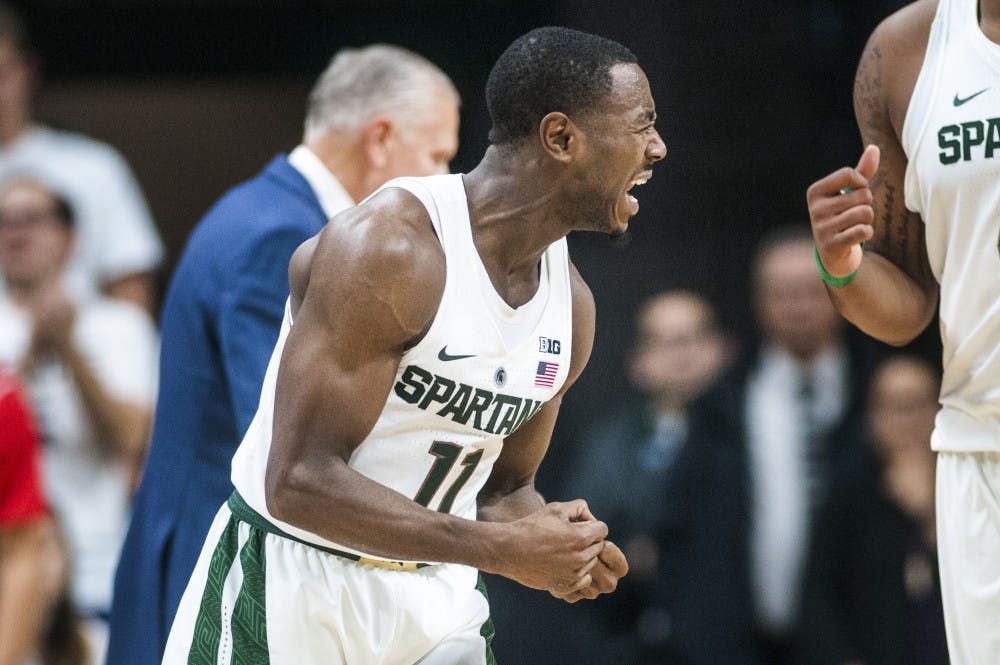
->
[550,540,629,603]
[494,499,627,603]
[806,144,881,281]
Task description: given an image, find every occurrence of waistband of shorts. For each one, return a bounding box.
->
[227,491,432,571]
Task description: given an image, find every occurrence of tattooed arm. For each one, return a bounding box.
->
[806,1,939,346]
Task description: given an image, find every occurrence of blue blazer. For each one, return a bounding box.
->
[106,156,329,665]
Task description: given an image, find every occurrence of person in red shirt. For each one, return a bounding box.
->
[0,366,59,665]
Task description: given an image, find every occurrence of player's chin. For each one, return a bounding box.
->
[607,204,633,236]
[607,223,628,239]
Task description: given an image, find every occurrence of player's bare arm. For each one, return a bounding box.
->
[806,1,940,346]
[266,190,606,596]
[478,263,627,603]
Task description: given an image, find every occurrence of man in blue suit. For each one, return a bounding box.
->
[106,44,459,665]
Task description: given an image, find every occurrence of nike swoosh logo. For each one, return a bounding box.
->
[438,346,475,362]
[953,88,989,107]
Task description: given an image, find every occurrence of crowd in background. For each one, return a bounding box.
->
[0,2,951,664]
[485,235,948,665]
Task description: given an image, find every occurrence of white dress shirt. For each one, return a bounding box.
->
[287,144,354,219]
[746,344,847,634]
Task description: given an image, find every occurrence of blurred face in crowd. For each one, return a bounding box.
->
[384,86,460,179]
[352,83,459,201]
[754,238,842,359]
[628,292,728,408]
[0,181,72,289]
[868,357,939,461]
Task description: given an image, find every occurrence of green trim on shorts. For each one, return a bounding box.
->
[188,517,240,664]
[475,574,497,665]
[231,528,269,662]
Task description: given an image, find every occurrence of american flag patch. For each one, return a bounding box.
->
[535,361,559,388]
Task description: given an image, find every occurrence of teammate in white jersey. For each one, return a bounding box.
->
[806,1,1000,662]
[163,26,666,664]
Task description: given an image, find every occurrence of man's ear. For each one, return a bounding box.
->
[539,112,579,164]
[361,116,394,169]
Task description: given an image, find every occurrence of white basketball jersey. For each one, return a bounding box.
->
[231,174,574,559]
[902,0,1000,452]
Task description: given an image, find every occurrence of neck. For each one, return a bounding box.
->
[304,132,365,203]
[464,147,571,267]
[981,0,1000,42]
[462,148,579,308]
[782,336,838,363]
[652,394,687,419]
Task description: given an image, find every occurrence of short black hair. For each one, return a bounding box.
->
[485,26,637,146]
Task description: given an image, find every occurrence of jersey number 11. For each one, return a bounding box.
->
[414,441,484,513]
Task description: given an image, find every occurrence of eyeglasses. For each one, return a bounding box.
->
[0,208,65,232]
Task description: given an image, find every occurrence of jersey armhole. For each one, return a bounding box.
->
[902,3,949,215]
[368,177,445,244]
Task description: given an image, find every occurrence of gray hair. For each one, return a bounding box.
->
[304,44,459,141]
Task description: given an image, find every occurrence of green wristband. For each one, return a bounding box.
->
[813,245,859,287]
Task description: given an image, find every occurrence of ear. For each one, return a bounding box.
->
[538,112,578,164]
[360,116,395,170]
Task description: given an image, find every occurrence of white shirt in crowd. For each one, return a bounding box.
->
[0,125,163,294]
[746,344,847,634]
[0,285,159,616]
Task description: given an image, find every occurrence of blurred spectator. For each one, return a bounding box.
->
[0,2,162,312]
[0,365,62,665]
[796,355,948,665]
[108,44,459,665]
[0,178,158,663]
[33,517,91,665]
[565,289,759,664]
[697,225,878,664]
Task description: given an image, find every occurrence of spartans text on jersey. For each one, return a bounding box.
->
[393,365,545,436]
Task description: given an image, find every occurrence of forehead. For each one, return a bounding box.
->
[408,87,459,138]
[0,182,54,208]
[757,242,816,281]
[642,295,709,330]
[604,63,655,120]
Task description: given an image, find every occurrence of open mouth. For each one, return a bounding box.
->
[625,171,653,215]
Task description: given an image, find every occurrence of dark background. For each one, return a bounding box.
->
[15,0,931,490]
[12,0,933,485]
[13,1,941,659]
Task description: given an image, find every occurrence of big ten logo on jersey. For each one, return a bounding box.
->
[538,337,561,354]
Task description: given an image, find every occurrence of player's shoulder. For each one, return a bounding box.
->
[870,0,938,57]
[307,185,446,333]
[569,261,597,352]
[856,0,938,127]
[568,260,595,325]
[320,185,443,273]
